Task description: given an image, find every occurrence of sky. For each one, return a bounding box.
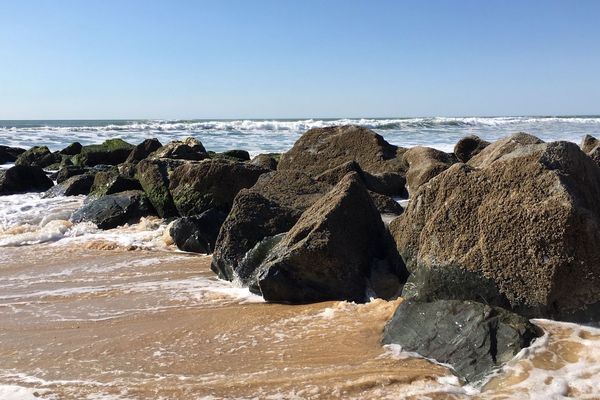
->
[0,0,598,119]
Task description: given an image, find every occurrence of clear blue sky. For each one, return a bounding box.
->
[0,0,598,119]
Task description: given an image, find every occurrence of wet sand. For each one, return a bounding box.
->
[1,244,600,399]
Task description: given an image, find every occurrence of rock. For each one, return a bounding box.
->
[211,191,299,282]
[390,138,600,322]
[402,147,455,194]
[0,165,54,195]
[59,142,83,156]
[125,138,162,164]
[382,300,542,383]
[90,170,142,197]
[369,191,404,215]
[72,139,135,167]
[15,146,61,168]
[0,145,25,164]
[220,150,250,161]
[255,173,397,303]
[135,159,179,218]
[278,125,406,177]
[169,159,268,215]
[251,154,278,170]
[581,134,599,153]
[169,209,227,253]
[42,173,95,198]
[468,132,543,169]
[149,137,208,161]
[454,135,490,162]
[70,190,155,230]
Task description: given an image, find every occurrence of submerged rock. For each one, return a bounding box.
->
[169,209,227,254]
[391,136,600,322]
[169,159,268,215]
[0,165,54,195]
[454,135,490,163]
[382,300,542,383]
[70,190,155,230]
[255,173,399,303]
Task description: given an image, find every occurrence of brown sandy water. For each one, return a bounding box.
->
[1,240,600,399]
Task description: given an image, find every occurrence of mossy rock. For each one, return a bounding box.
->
[73,139,134,167]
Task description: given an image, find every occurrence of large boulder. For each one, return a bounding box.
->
[15,146,61,168]
[43,173,95,198]
[316,161,407,197]
[169,209,227,253]
[454,135,490,163]
[390,137,600,322]
[125,138,163,164]
[149,137,207,161]
[135,159,179,218]
[70,190,155,230]
[0,165,54,195]
[0,145,25,164]
[72,139,134,167]
[54,166,89,183]
[402,147,456,194]
[278,125,406,178]
[169,159,268,216]
[383,300,542,383]
[59,142,83,156]
[254,173,400,303]
[580,134,600,167]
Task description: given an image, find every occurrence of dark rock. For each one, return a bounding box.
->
[169,159,268,215]
[125,138,162,164]
[454,135,490,163]
[0,145,26,164]
[402,147,456,195]
[220,150,250,161]
[251,154,278,170]
[369,191,404,215]
[0,165,54,195]
[278,125,406,177]
[135,159,179,218]
[211,191,298,282]
[390,137,600,322]
[70,190,155,230]
[72,139,135,167]
[55,166,89,183]
[90,170,142,197]
[43,173,95,198]
[382,300,542,383]
[59,142,83,156]
[255,173,395,303]
[149,137,208,161]
[15,146,61,168]
[169,209,227,253]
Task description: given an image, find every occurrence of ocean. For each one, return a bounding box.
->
[1,117,600,399]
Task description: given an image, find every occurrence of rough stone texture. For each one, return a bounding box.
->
[149,137,208,161]
[169,209,227,254]
[59,142,83,156]
[169,159,268,216]
[390,138,600,322]
[43,173,95,198]
[468,132,543,169]
[581,134,599,154]
[135,159,179,218]
[220,150,250,161]
[402,146,456,194]
[369,191,404,215]
[90,170,142,197]
[125,138,163,164]
[454,135,490,163]
[0,145,26,164]
[254,174,394,303]
[251,154,278,170]
[211,191,298,282]
[382,300,542,383]
[15,146,61,168]
[0,165,54,195]
[73,139,135,167]
[278,125,406,177]
[70,190,155,230]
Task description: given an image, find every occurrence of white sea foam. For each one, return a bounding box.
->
[0,384,51,400]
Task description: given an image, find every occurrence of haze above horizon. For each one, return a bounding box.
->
[1,0,598,120]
